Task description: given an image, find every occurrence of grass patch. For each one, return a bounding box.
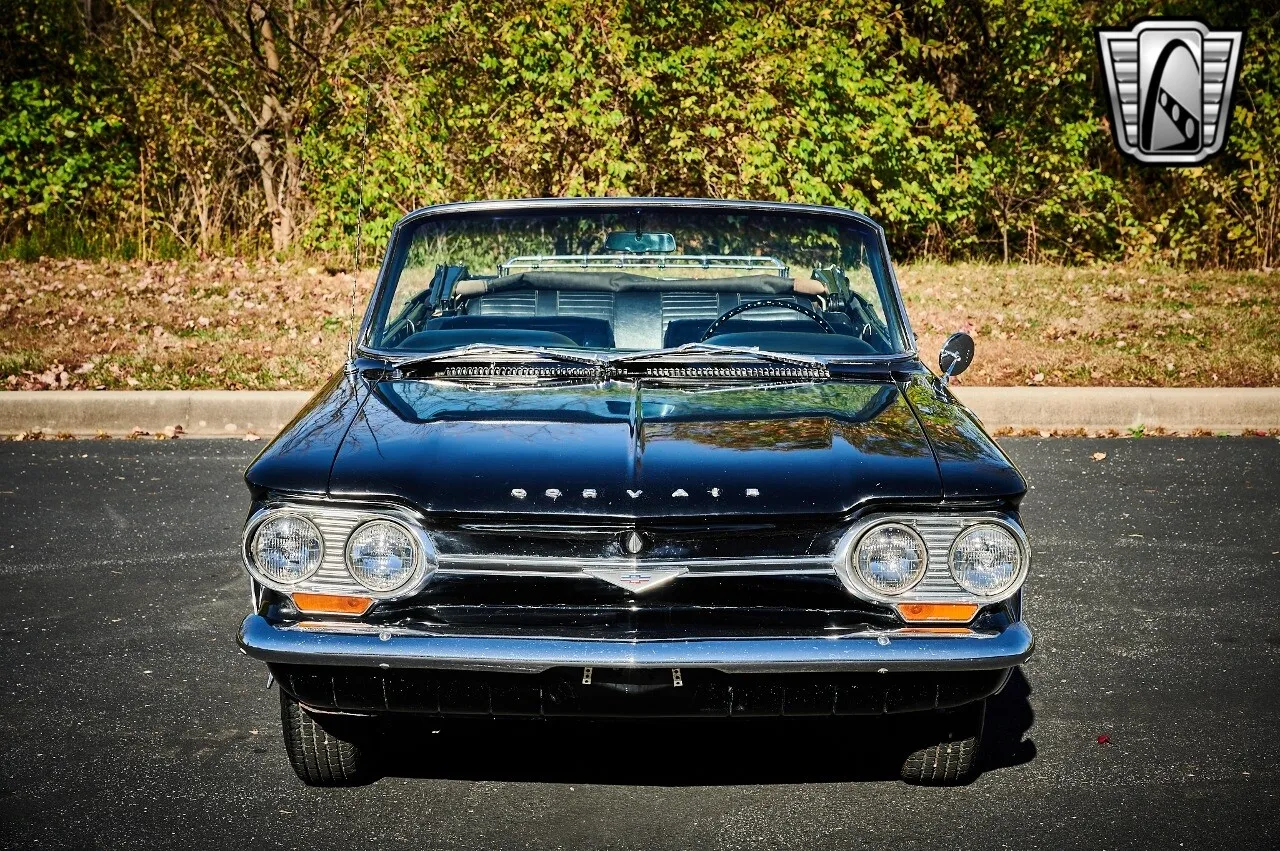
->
[901,263,1280,387]
[1,258,1276,390]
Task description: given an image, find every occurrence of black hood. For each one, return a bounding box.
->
[323,377,945,518]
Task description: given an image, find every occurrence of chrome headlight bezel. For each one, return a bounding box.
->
[844,522,929,598]
[344,518,423,593]
[833,513,1030,606]
[242,503,438,599]
[248,512,325,586]
[947,522,1028,597]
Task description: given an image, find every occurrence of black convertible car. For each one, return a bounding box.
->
[238,198,1033,786]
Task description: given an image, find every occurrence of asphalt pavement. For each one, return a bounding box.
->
[1,437,1277,850]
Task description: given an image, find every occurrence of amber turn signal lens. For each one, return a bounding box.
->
[894,602,980,623]
[291,593,374,616]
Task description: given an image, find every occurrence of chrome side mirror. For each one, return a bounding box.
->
[938,332,974,385]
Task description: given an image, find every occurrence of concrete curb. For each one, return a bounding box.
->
[951,387,1280,432]
[0,390,313,436]
[0,387,1278,436]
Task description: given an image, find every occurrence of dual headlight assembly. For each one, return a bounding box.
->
[838,517,1029,605]
[246,510,430,597]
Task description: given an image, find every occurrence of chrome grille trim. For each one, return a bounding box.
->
[243,503,1025,607]
[438,554,833,578]
[308,510,380,594]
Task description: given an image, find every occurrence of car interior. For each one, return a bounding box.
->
[381,272,896,357]
[374,230,899,356]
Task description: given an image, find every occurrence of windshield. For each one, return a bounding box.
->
[363,205,908,358]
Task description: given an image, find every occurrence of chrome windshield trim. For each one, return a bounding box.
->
[354,197,920,361]
[239,615,1034,674]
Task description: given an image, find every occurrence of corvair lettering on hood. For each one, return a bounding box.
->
[510,486,759,501]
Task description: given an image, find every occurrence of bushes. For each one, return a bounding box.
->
[1,0,1276,267]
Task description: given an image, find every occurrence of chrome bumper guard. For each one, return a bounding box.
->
[239,615,1034,675]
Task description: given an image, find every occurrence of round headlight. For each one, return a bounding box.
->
[345,520,419,592]
[949,524,1022,596]
[853,523,928,596]
[251,514,323,584]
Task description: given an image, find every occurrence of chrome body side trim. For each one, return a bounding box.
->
[239,615,1034,675]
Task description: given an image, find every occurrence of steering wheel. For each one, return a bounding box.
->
[700,298,836,342]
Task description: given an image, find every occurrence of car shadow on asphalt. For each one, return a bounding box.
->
[981,668,1037,773]
[376,668,1036,786]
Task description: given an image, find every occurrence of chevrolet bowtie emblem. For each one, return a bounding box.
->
[583,567,687,593]
[1096,19,1243,165]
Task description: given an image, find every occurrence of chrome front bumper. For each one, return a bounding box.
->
[238,615,1034,675]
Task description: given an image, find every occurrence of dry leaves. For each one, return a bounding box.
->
[0,257,368,390]
[2,258,1278,390]
[1091,451,1107,461]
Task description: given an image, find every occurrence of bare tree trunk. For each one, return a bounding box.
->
[122,1,359,253]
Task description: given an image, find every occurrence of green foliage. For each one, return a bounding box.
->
[306,0,988,253]
[0,0,136,251]
[1,0,1277,267]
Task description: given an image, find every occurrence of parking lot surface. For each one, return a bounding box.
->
[1,437,1277,850]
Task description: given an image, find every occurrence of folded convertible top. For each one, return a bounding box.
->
[454,271,796,298]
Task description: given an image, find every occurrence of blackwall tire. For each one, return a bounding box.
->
[899,699,986,786]
[279,689,380,787]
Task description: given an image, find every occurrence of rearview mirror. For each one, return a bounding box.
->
[604,231,676,253]
[938,332,974,384]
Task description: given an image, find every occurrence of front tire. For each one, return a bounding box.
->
[279,690,380,786]
[899,699,986,785]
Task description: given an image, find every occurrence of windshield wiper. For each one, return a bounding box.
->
[608,342,826,370]
[388,343,609,375]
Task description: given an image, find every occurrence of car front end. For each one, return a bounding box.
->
[237,198,1034,786]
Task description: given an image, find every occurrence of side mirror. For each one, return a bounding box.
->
[938,332,974,384]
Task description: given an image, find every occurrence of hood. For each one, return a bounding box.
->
[325,377,943,518]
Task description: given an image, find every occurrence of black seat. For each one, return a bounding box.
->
[426,315,614,348]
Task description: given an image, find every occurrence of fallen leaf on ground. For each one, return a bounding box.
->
[243,431,262,442]
[1091,452,1107,461]
[1096,734,1111,745]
